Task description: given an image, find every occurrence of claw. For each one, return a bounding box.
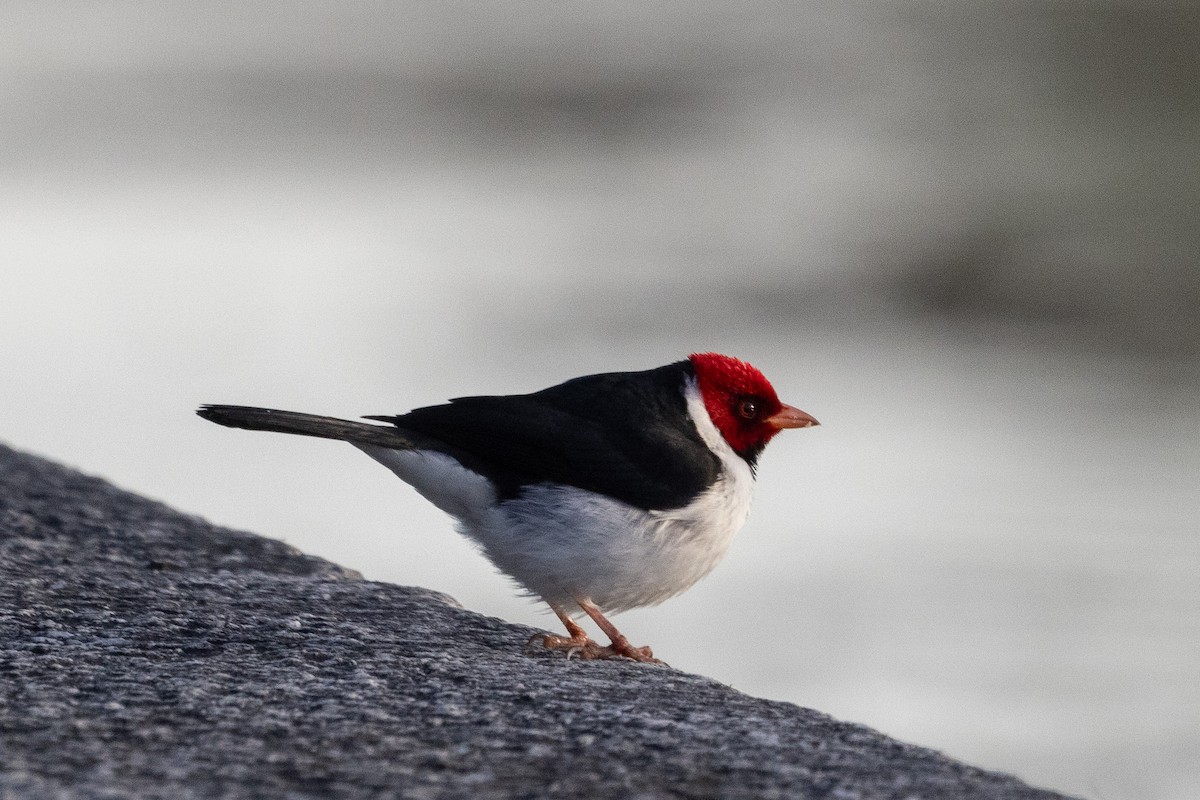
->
[529,630,663,664]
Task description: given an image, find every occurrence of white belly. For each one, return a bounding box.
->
[472,474,752,614]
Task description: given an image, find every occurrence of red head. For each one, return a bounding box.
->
[688,352,818,460]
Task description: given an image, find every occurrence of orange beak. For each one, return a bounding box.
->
[765,403,819,430]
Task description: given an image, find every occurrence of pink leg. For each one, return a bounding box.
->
[529,599,662,664]
[576,597,660,664]
[527,603,596,659]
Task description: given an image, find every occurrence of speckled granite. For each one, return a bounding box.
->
[0,443,1080,800]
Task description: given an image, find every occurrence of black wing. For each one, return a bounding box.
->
[370,361,720,511]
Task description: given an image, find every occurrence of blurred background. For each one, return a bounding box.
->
[2,2,1197,797]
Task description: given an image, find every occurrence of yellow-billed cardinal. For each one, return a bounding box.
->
[198,353,817,663]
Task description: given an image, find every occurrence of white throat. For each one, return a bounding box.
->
[681,376,755,490]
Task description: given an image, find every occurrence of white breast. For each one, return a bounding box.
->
[356,376,755,616]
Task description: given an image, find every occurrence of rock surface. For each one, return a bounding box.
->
[0,443,1079,800]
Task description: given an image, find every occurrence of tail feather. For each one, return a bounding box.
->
[197,405,416,450]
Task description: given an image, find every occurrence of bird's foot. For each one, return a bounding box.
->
[527,631,662,664]
[526,631,602,660]
[601,639,661,664]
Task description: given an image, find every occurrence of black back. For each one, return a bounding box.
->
[373,360,721,511]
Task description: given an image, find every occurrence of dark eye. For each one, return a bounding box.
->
[737,398,759,420]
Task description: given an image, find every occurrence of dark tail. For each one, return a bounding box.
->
[197,405,416,450]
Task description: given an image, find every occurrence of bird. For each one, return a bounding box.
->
[197,352,817,663]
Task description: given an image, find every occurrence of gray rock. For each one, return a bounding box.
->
[0,443,1079,799]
